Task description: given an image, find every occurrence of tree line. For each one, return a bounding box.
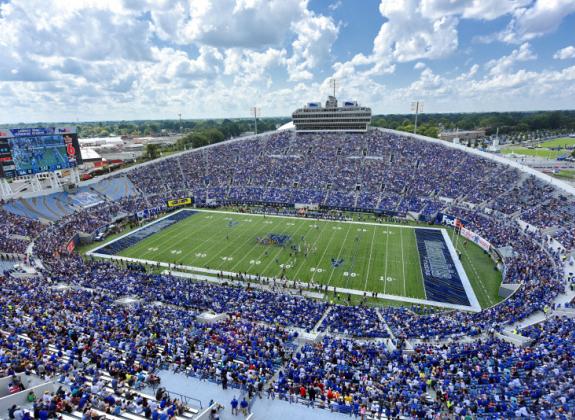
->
[73,117,290,140]
[3,109,572,148]
[371,110,575,138]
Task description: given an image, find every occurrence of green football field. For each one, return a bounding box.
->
[92,210,502,308]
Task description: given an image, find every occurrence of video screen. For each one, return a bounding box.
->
[9,134,80,175]
[0,128,82,178]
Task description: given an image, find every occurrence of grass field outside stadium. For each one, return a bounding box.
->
[501,147,565,159]
[553,169,575,180]
[86,209,502,310]
[538,137,575,148]
[501,137,575,160]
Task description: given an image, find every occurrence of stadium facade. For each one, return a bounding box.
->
[291,95,372,132]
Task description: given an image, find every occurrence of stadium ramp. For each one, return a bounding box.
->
[91,175,138,200]
[3,193,76,221]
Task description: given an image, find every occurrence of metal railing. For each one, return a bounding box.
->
[165,388,203,410]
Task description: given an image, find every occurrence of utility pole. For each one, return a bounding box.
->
[250,107,261,135]
[411,101,424,134]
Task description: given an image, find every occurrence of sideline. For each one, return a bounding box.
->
[441,229,481,312]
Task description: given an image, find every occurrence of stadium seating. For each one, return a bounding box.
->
[90,175,139,200]
[1,128,574,418]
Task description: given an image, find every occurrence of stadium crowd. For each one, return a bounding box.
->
[0,207,42,255]
[1,271,573,418]
[1,129,574,418]
[272,317,575,418]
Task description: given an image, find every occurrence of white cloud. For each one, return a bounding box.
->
[498,0,575,43]
[151,47,224,82]
[164,0,308,48]
[328,1,342,12]
[0,0,343,121]
[486,43,537,76]
[0,0,153,62]
[391,58,575,112]
[224,48,287,85]
[336,0,524,80]
[554,46,575,60]
[420,0,530,21]
[287,12,340,81]
[0,0,574,122]
[373,0,459,63]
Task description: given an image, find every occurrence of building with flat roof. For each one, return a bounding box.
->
[439,129,486,143]
[292,96,371,132]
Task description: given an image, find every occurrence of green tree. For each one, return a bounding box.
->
[144,143,161,160]
[191,133,209,148]
[221,119,241,138]
[203,128,225,144]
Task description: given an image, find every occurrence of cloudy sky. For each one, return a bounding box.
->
[0,0,574,123]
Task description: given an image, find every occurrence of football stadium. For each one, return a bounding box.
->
[1,121,574,419]
[1,2,575,420]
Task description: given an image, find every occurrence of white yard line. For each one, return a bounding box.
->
[201,217,263,268]
[89,207,447,257]
[87,209,192,256]
[166,269,481,312]
[309,223,341,284]
[326,223,354,286]
[223,218,276,271]
[193,208,445,230]
[400,226,406,296]
[87,250,481,311]
[291,220,329,282]
[363,226,378,292]
[244,219,300,273]
[257,220,309,278]
[383,225,390,295]
[167,213,236,262]
[136,215,216,261]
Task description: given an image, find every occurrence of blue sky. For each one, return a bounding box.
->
[0,0,574,123]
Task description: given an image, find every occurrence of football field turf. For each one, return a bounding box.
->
[119,210,426,299]
[89,209,502,308]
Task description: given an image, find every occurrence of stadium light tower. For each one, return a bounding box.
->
[250,107,261,135]
[329,78,337,97]
[411,101,424,134]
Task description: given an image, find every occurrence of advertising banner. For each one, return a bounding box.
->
[435,213,468,228]
[167,197,193,208]
[460,227,492,251]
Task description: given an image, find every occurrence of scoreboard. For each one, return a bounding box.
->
[0,138,12,176]
[0,127,83,178]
